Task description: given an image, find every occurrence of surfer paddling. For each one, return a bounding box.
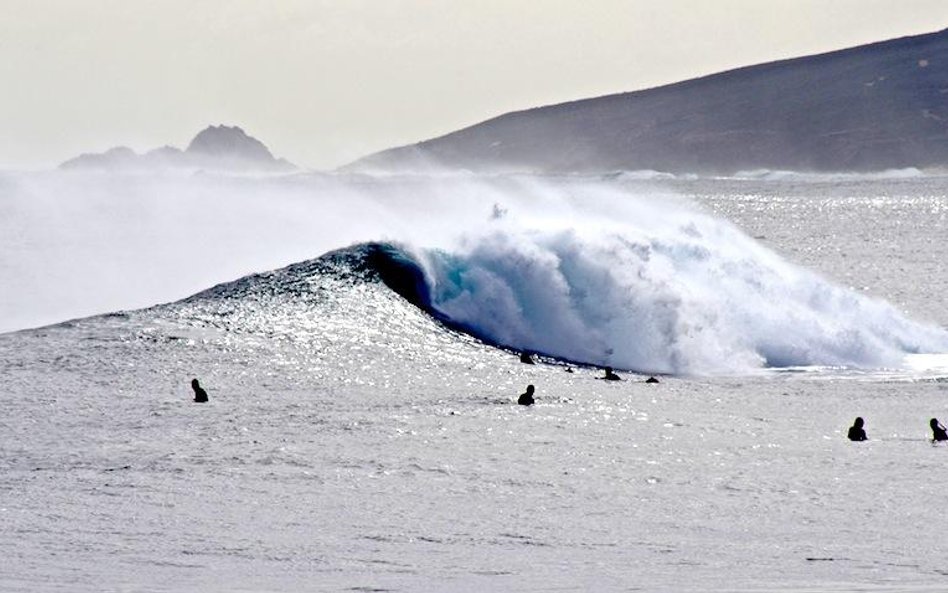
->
[191,378,208,403]
[603,367,621,381]
[930,418,947,442]
[518,385,535,406]
[847,417,867,441]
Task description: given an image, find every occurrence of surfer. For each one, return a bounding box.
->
[847,417,867,441]
[191,378,208,403]
[645,376,660,384]
[603,367,621,381]
[930,418,948,442]
[520,352,535,364]
[518,384,535,406]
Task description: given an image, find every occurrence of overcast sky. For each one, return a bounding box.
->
[2,1,946,170]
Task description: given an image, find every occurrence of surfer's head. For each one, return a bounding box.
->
[853,417,864,428]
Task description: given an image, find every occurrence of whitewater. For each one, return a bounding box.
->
[3,169,948,591]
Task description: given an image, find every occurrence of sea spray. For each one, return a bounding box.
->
[3,169,948,374]
[412,189,948,374]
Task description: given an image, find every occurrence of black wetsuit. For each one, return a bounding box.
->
[933,425,948,442]
[518,391,534,406]
[193,385,208,403]
[847,426,867,441]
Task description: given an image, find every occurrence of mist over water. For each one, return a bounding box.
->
[2,169,946,374]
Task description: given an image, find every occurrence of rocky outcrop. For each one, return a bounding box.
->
[61,125,296,172]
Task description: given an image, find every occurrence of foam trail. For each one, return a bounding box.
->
[415,188,948,374]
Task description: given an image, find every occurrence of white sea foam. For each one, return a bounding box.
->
[418,185,948,374]
[729,167,930,181]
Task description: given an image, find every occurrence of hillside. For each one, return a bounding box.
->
[349,28,948,174]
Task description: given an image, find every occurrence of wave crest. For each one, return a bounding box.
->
[404,217,948,375]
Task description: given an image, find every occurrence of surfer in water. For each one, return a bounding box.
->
[191,378,208,403]
[520,352,535,365]
[847,417,867,441]
[518,385,535,406]
[930,418,947,442]
[603,367,621,381]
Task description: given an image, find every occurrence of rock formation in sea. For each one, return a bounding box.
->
[60,125,296,172]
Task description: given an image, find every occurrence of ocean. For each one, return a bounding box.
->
[2,169,948,591]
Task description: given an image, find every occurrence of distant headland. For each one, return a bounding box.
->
[60,125,296,172]
[347,28,948,175]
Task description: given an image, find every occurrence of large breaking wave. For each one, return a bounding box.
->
[360,193,948,375]
[412,238,946,374]
[6,168,948,374]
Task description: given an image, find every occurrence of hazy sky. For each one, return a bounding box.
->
[2,1,946,170]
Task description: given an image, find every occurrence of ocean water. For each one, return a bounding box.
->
[3,170,948,592]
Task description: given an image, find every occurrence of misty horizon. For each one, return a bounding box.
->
[2,4,946,170]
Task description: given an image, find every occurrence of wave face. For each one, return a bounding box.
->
[361,205,948,375]
[135,169,948,376]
